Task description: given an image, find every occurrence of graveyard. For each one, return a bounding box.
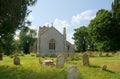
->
[0,52,120,79]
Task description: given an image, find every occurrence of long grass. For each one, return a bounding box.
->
[0,52,120,79]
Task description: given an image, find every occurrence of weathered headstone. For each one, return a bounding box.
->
[14,57,20,65]
[82,53,89,66]
[56,54,65,68]
[0,53,3,60]
[101,65,107,70]
[67,65,79,79]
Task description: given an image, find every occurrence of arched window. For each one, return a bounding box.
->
[49,39,55,50]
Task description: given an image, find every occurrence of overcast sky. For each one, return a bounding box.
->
[27,0,114,44]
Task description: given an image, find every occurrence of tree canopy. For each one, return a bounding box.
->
[0,0,37,54]
[73,0,120,52]
[73,26,88,52]
[19,26,37,54]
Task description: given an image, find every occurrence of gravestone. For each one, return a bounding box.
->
[14,57,20,65]
[56,54,65,68]
[67,65,79,79]
[101,65,107,70]
[82,53,89,66]
[0,53,3,60]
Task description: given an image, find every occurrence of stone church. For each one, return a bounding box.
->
[37,25,74,56]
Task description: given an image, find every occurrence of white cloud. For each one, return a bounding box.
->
[53,18,70,33]
[71,10,95,25]
[27,13,34,21]
[14,30,20,40]
[29,26,36,30]
[67,32,74,44]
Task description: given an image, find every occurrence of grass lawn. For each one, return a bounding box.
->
[0,52,120,79]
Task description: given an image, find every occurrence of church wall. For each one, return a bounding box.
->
[40,27,64,55]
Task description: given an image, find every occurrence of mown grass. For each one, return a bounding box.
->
[0,52,120,79]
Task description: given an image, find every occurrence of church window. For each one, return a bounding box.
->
[49,39,55,50]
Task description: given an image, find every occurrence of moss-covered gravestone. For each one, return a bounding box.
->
[101,65,107,70]
[82,53,89,66]
[14,57,20,65]
[0,53,3,60]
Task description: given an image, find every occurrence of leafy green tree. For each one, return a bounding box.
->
[73,26,88,52]
[88,9,113,52]
[111,0,120,51]
[0,0,37,54]
[19,26,37,54]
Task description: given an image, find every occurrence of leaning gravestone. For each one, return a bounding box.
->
[0,53,3,60]
[67,65,79,79]
[56,54,65,68]
[14,57,20,65]
[101,65,107,70]
[82,53,89,66]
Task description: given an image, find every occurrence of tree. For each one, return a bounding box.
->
[88,9,114,52]
[111,0,120,51]
[73,26,88,52]
[0,0,37,54]
[19,26,37,54]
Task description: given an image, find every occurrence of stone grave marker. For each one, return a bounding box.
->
[56,54,65,68]
[14,57,20,65]
[67,65,79,79]
[101,65,107,70]
[0,53,3,60]
[82,53,89,66]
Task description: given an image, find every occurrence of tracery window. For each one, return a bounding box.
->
[49,39,55,50]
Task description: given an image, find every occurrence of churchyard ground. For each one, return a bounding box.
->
[0,52,120,79]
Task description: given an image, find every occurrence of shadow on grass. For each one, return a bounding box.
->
[0,65,66,79]
[90,65,100,68]
[105,69,115,73]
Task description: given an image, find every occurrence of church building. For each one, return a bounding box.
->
[37,25,74,56]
